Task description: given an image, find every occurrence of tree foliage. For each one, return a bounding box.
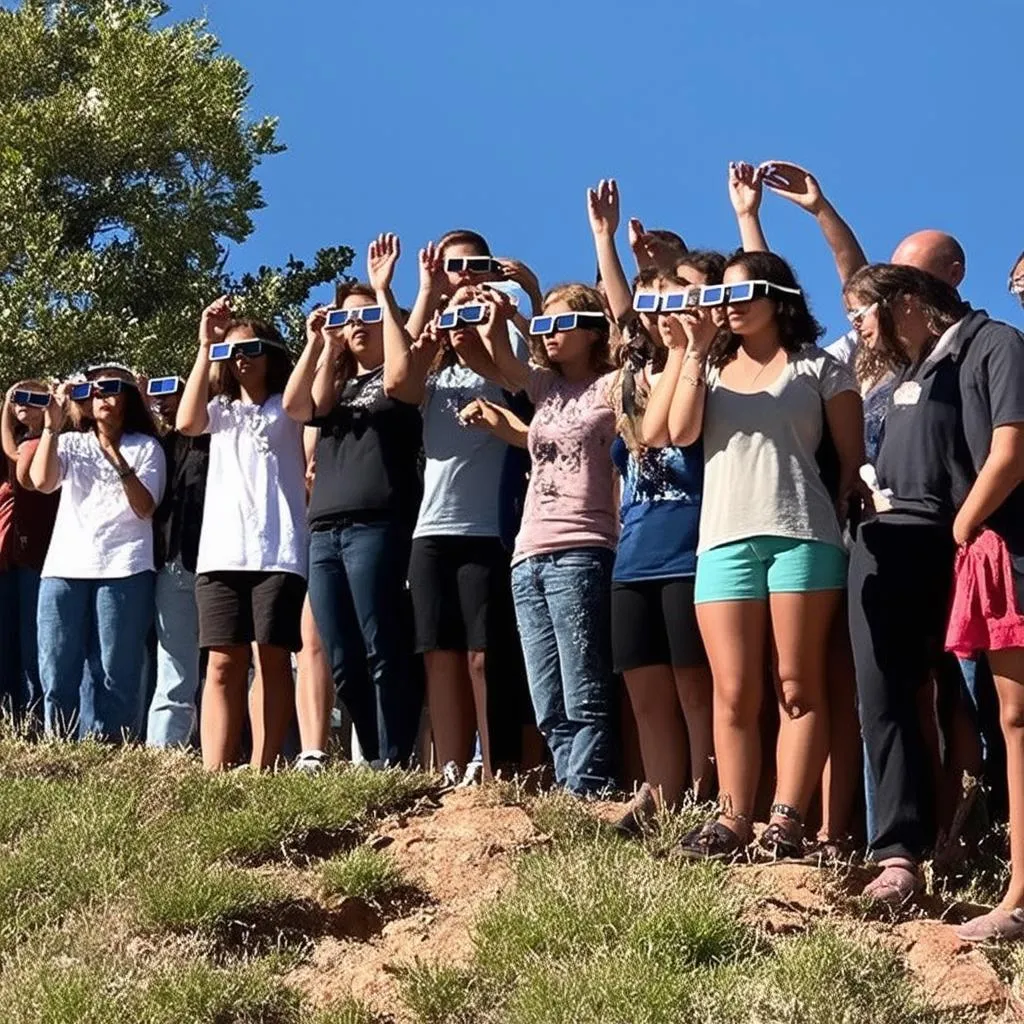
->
[0,0,352,382]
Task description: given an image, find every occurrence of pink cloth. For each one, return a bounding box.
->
[945,528,1024,657]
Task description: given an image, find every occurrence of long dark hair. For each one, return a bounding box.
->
[843,263,969,382]
[708,251,824,370]
[83,368,159,438]
[209,318,293,402]
[615,253,726,453]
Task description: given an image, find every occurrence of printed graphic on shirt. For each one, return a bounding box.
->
[623,446,699,506]
[429,363,487,421]
[341,369,386,410]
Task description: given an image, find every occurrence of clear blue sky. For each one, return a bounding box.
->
[170,0,1024,339]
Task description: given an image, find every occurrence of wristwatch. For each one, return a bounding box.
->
[117,465,136,480]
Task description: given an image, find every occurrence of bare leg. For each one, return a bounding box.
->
[988,650,1024,910]
[769,590,841,836]
[673,664,715,801]
[295,597,334,754]
[250,645,295,770]
[624,664,689,808]
[201,645,250,771]
[424,650,476,772]
[819,604,861,841]
[696,600,768,836]
[467,649,492,780]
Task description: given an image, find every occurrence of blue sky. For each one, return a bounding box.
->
[170,0,1024,339]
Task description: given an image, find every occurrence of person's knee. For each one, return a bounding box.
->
[999,699,1024,734]
[715,678,760,728]
[777,676,823,720]
[468,649,486,681]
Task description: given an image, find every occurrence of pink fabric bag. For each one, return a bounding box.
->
[945,528,1024,658]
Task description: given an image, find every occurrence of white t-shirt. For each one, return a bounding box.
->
[42,431,166,580]
[196,393,309,578]
[698,345,858,554]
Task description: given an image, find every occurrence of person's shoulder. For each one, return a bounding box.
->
[124,432,163,453]
[793,343,840,373]
[824,331,858,366]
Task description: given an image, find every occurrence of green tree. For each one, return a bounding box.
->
[0,0,352,383]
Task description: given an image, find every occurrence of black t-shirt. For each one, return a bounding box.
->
[307,367,422,528]
[876,327,975,527]
[956,310,1024,557]
[154,431,210,572]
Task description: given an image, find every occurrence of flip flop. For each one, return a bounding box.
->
[955,908,1024,943]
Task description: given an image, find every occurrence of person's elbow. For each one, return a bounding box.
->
[282,390,312,424]
[667,420,701,447]
[175,410,206,436]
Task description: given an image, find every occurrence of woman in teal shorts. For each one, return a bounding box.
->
[644,249,863,861]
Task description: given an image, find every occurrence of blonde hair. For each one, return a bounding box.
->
[533,283,617,375]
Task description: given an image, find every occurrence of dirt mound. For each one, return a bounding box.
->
[287,789,538,1018]
[287,791,1018,1022]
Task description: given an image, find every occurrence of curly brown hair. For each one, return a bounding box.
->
[843,263,969,387]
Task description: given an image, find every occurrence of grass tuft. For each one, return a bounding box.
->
[319,846,405,903]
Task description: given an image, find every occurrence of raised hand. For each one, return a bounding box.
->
[306,305,329,347]
[627,217,679,270]
[44,383,71,432]
[728,161,765,217]
[418,240,445,296]
[587,178,620,237]
[367,232,401,293]
[496,258,541,296]
[199,295,233,349]
[662,309,717,355]
[759,161,825,215]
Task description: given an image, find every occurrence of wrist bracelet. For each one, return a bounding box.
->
[118,465,135,480]
[680,373,705,388]
[43,426,57,436]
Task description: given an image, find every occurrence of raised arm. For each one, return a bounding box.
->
[666,311,718,447]
[495,258,544,319]
[728,162,769,253]
[642,345,686,447]
[761,161,867,285]
[283,306,328,423]
[177,296,231,435]
[29,386,70,493]
[477,291,530,394]
[368,232,434,405]
[586,179,632,323]
[406,241,447,341]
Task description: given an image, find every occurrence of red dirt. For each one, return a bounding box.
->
[287,790,1019,1022]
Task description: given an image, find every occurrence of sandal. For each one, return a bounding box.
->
[955,907,1024,943]
[612,782,657,838]
[756,803,805,862]
[798,835,861,867]
[676,820,748,862]
[861,858,923,905]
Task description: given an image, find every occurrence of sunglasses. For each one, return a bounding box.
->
[209,339,285,362]
[1009,277,1024,296]
[846,302,878,327]
[70,378,134,401]
[12,389,50,409]
[444,257,499,275]
[325,306,383,329]
[437,304,489,330]
[529,311,608,336]
[147,376,183,397]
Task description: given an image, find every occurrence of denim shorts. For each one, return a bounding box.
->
[695,535,848,604]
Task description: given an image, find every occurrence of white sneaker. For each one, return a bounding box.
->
[459,761,483,788]
[441,760,461,788]
[295,749,328,774]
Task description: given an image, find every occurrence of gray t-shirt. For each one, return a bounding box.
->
[414,328,529,539]
[697,345,858,554]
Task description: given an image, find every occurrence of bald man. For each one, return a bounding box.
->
[890,230,966,289]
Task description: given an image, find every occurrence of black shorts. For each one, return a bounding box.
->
[611,577,706,673]
[196,571,306,652]
[407,535,511,653]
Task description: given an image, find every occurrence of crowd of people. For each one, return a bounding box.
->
[3,160,1024,945]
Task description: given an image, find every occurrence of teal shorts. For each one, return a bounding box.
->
[694,536,848,604]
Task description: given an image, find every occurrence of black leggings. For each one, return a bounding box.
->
[848,519,957,861]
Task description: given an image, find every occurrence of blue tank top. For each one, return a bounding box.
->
[611,436,703,582]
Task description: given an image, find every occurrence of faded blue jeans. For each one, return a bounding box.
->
[147,559,200,748]
[38,572,155,743]
[511,548,615,794]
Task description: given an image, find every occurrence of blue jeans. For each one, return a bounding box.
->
[307,521,417,766]
[38,572,155,743]
[147,559,200,748]
[511,548,615,794]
